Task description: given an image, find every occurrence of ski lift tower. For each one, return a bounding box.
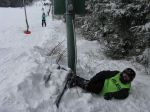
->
[53,0,85,73]
[148,37,150,75]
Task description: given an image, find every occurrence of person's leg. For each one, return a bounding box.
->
[86,73,105,94]
[69,75,104,94]
[86,79,104,94]
[42,20,46,27]
[68,75,89,90]
[45,21,46,27]
[74,76,89,89]
[42,20,44,27]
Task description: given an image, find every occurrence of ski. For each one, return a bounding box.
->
[55,71,74,108]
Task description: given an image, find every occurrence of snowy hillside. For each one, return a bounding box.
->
[0,3,150,112]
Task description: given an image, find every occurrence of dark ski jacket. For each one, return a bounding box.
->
[42,13,46,21]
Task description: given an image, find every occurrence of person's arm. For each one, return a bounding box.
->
[104,88,129,100]
[89,70,119,83]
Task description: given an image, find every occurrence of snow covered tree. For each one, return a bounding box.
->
[75,0,150,59]
[0,0,35,7]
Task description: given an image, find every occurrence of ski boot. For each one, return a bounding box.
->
[67,75,89,89]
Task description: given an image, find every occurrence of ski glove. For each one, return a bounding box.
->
[104,93,113,100]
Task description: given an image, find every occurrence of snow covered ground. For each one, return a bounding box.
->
[0,2,150,112]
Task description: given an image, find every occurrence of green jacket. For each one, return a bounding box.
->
[102,73,131,95]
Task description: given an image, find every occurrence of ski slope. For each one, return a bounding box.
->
[0,2,150,112]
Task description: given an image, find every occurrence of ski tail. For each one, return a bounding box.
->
[55,70,74,108]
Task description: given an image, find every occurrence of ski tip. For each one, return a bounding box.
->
[56,103,59,108]
[55,99,60,108]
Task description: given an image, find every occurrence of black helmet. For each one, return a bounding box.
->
[122,68,136,81]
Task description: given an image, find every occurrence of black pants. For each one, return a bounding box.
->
[42,20,46,27]
[74,75,105,94]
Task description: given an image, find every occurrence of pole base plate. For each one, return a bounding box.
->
[24,31,31,34]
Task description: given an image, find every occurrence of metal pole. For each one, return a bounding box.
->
[65,0,76,73]
[23,0,29,32]
[148,41,150,75]
[148,48,150,75]
[52,0,54,20]
[146,36,150,75]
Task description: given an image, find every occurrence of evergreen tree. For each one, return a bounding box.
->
[0,0,35,7]
[75,0,150,59]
